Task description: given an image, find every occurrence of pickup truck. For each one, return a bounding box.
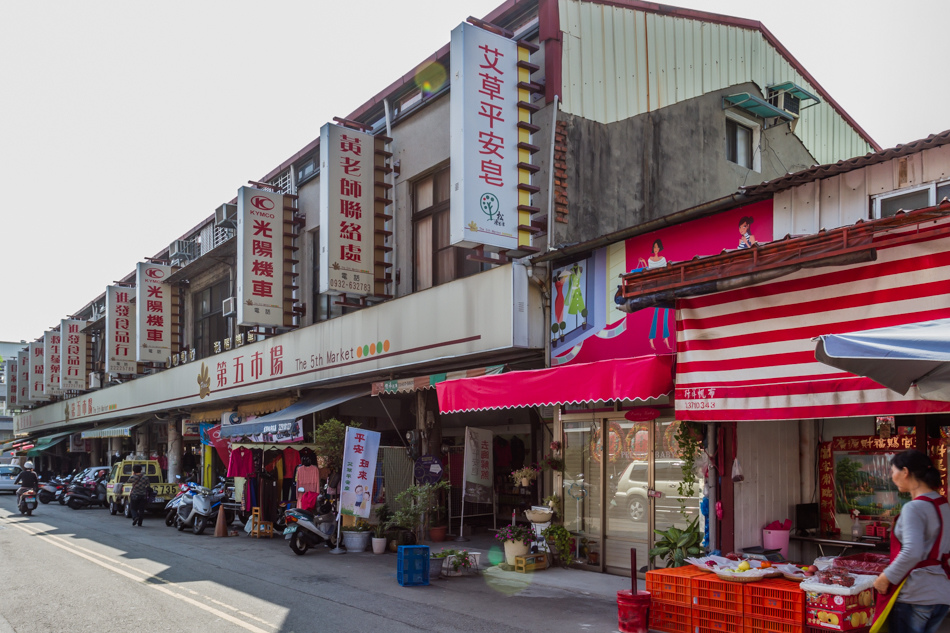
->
[106,460,179,517]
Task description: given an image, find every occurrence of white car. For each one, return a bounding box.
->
[0,465,24,494]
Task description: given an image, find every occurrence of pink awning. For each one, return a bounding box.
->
[435,356,674,414]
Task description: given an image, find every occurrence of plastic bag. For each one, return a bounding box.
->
[732,457,745,483]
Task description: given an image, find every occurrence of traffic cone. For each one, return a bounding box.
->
[214,503,228,537]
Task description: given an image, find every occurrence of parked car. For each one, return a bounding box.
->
[0,465,23,494]
[611,459,700,523]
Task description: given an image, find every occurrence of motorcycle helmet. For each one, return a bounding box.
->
[24,461,34,469]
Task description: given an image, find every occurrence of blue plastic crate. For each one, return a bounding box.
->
[397,545,430,586]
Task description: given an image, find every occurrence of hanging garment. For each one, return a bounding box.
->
[227,447,254,478]
[282,447,300,478]
[296,464,321,492]
[251,448,264,474]
[264,449,284,492]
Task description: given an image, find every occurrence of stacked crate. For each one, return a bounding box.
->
[645,567,705,633]
[742,578,806,633]
[690,573,744,632]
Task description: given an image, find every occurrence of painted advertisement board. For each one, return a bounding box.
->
[236,186,285,328]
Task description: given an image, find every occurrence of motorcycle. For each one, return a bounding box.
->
[284,493,338,555]
[65,472,109,509]
[39,477,67,504]
[177,478,231,535]
[164,482,192,527]
[18,489,38,516]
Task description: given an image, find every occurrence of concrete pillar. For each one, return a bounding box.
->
[110,437,122,464]
[167,419,182,484]
[135,427,148,457]
[90,439,101,466]
[800,419,817,503]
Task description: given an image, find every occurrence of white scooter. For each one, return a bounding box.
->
[177,478,228,535]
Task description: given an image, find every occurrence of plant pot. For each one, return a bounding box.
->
[341,530,370,552]
[429,525,448,542]
[372,537,387,554]
[503,540,531,565]
[429,556,445,580]
[520,478,530,487]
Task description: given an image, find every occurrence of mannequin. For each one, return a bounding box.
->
[295,455,321,511]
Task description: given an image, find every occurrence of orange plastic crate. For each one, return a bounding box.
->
[744,615,805,633]
[649,600,692,633]
[645,566,707,605]
[692,608,743,633]
[691,574,744,614]
[743,578,805,624]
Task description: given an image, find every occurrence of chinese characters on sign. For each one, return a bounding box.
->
[60,319,87,391]
[43,330,63,397]
[339,426,381,518]
[461,426,493,504]
[28,341,48,401]
[5,356,17,407]
[17,349,31,405]
[236,186,285,328]
[212,345,285,390]
[136,262,172,362]
[106,285,137,374]
[450,22,520,250]
[319,124,375,297]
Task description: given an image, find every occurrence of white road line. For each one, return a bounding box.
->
[6,519,278,633]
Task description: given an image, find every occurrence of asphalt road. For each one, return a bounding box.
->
[0,495,621,633]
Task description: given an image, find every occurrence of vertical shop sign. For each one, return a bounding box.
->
[17,349,31,406]
[5,356,17,408]
[44,330,63,397]
[199,423,231,465]
[461,426,493,503]
[60,319,87,391]
[449,22,520,250]
[318,123,375,297]
[339,426,381,518]
[106,285,137,374]
[28,341,48,401]
[135,262,172,362]
[182,419,199,438]
[236,186,284,328]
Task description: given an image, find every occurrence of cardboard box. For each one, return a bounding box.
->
[805,590,874,610]
[806,605,873,630]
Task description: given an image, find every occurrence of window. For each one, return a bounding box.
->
[873,180,950,219]
[192,280,229,358]
[725,118,754,169]
[412,165,485,291]
[311,227,343,322]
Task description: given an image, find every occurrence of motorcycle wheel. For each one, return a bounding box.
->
[67,498,82,510]
[165,511,176,527]
[26,509,32,516]
[58,495,66,505]
[38,492,52,504]
[177,517,186,532]
[110,501,119,515]
[193,516,207,535]
[290,531,310,555]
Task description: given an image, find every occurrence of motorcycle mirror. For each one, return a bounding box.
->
[298,487,305,493]
[175,475,181,480]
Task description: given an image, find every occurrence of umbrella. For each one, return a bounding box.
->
[815,318,950,401]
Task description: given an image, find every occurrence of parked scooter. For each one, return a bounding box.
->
[18,489,38,516]
[65,472,109,509]
[284,493,338,555]
[164,483,190,527]
[39,477,67,504]
[177,478,231,535]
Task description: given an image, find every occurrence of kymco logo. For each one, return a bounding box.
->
[145,268,165,279]
[251,196,275,211]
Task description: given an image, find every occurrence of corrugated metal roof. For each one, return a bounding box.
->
[741,129,950,196]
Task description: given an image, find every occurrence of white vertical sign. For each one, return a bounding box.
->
[44,330,63,397]
[61,319,87,391]
[106,285,137,374]
[28,341,48,401]
[6,356,17,408]
[17,349,31,406]
[461,426,494,503]
[318,123,375,296]
[135,262,173,362]
[236,186,284,328]
[450,22,520,250]
[338,426,381,518]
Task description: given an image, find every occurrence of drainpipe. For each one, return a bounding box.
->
[525,261,551,368]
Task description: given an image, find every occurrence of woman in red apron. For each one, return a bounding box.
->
[872,450,950,633]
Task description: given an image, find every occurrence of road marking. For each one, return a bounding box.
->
[6,519,278,633]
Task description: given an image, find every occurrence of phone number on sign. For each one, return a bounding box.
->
[682,400,717,410]
[329,279,371,293]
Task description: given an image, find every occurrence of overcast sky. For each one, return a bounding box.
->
[1,0,947,343]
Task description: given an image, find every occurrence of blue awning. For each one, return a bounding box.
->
[218,386,369,438]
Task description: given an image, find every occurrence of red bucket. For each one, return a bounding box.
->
[616,590,650,633]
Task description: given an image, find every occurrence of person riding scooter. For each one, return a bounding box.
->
[14,461,40,504]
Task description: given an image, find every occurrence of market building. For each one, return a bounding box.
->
[10,0,880,577]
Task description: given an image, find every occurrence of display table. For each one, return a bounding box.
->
[790,533,884,557]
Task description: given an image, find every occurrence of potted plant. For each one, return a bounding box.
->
[432,548,477,576]
[372,505,389,554]
[495,523,534,565]
[341,520,371,552]
[510,465,541,487]
[649,516,703,568]
[309,418,360,475]
[542,524,575,567]
[542,494,561,518]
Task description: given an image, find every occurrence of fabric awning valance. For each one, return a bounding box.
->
[372,365,505,395]
[238,395,295,417]
[81,417,149,439]
[219,386,369,438]
[190,408,233,423]
[435,356,674,414]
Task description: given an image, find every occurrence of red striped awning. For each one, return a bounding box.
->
[435,356,674,414]
[675,222,950,421]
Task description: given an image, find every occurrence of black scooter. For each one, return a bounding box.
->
[65,473,109,509]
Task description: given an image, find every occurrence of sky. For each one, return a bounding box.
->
[1,0,947,343]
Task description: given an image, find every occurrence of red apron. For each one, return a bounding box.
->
[872,495,950,625]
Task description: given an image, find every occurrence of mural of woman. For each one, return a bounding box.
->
[637,239,670,350]
[566,262,586,318]
[737,216,756,249]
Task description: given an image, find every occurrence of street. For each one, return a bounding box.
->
[0,496,624,633]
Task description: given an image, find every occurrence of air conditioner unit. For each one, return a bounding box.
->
[222,297,237,317]
[768,90,801,117]
[169,239,196,266]
[214,203,238,229]
[88,372,101,390]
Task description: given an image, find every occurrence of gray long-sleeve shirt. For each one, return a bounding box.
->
[883,492,950,605]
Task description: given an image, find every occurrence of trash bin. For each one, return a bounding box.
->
[616,590,650,633]
[763,529,790,558]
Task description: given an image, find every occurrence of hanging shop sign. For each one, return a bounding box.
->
[414,455,444,485]
[28,341,48,402]
[68,434,91,453]
[4,356,16,408]
[60,319,87,391]
[318,123,376,297]
[17,349,31,406]
[461,426,493,504]
[339,426,381,518]
[135,262,172,362]
[182,419,199,438]
[43,330,63,397]
[105,285,137,374]
[236,186,288,329]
